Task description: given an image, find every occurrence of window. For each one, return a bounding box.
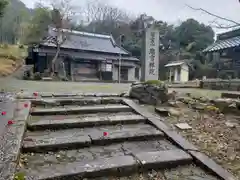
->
[101,63,112,72]
[106,64,112,71]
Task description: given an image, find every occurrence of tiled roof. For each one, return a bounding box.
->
[41,28,129,55]
[165,61,185,67]
[203,36,240,52]
[38,47,139,61]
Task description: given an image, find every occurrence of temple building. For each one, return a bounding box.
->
[203,28,240,78]
[26,28,140,82]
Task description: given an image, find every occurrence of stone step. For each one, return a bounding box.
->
[21,149,192,180]
[134,149,193,169]
[30,104,132,116]
[22,124,164,152]
[31,97,122,107]
[28,114,147,130]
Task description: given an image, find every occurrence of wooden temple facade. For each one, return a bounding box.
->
[203,28,240,79]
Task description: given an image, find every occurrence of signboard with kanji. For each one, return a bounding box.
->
[142,25,159,81]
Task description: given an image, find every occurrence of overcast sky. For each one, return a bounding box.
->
[20,0,240,34]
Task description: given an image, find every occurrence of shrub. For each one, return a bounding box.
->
[18,44,24,49]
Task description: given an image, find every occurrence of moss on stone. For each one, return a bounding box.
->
[144,80,164,86]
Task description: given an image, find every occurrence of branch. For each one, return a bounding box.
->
[186,4,240,28]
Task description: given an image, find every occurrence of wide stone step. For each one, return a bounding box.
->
[31,104,132,115]
[28,114,146,130]
[23,124,164,152]
[21,149,192,180]
[31,97,122,107]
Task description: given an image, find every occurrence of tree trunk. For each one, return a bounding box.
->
[51,45,61,77]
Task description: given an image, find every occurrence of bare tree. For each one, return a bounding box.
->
[83,0,131,23]
[81,0,132,35]
[186,4,240,29]
[44,0,75,77]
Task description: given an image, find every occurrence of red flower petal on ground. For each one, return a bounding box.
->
[103,132,108,136]
[1,111,6,116]
[7,120,14,125]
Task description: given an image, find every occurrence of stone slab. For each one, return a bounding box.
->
[155,107,170,116]
[23,124,163,152]
[122,99,158,119]
[31,105,132,115]
[221,92,240,99]
[24,155,138,180]
[123,99,198,151]
[28,114,146,130]
[148,117,170,131]
[122,140,178,155]
[90,124,164,145]
[14,101,31,122]
[175,123,192,130]
[52,93,79,97]
[20,139,177,173]
[163,130,198,151]
[134,149,192,169]
[32,97,123,107]
[189,150,237,180]
[23,132,91,152]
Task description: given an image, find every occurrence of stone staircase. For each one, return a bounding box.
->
[2,93,236,180]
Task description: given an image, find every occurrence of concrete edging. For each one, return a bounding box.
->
[0,100,31,180]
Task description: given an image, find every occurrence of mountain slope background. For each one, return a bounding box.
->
[0,0,29,77]
[0,0,32,44]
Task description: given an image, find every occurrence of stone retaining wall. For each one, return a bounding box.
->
[201,79,240,91]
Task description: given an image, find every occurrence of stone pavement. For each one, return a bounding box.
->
[0,92,237,180]
[0,92,15,137]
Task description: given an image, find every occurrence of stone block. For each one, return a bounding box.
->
[133,149,192,169]
[28,115,146,130]
[23,133,91,152]
[162,130,198,151]
[24,155,138,180]
[31,105,132,115]
[108,114,145,122]
[89,124,164,145]
[52,93,78,97]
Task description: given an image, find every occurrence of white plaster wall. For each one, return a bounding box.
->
[128,67,135,81]
[174,67,178,82]
[112,65,118,81]
[112,65,140,82]
[180,64,189,82]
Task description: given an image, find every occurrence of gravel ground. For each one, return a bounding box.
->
[0,77,235,97]
[145,103,240,179]
[0,77,131,93]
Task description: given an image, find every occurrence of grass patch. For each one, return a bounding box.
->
[144,80,165,86]
[0,44,27,76]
